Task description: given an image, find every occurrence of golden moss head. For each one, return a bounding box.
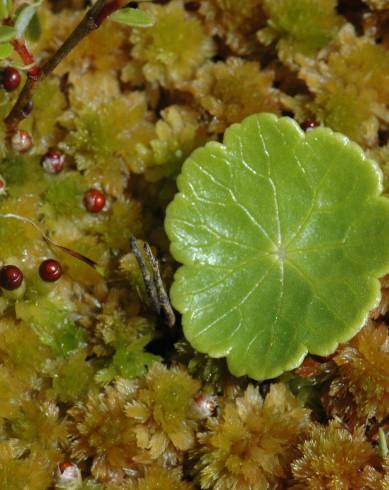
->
[0,441,54,490]
[130,1,215,87]
[196,383,310,489]
[199,0,265,55]
[329,322,389,423]
[291,420,381,488]
[126,363,201,462]
[189,57,280,133]
[69,382,141,482]
[260,0,343,61]
[299,25,389,146]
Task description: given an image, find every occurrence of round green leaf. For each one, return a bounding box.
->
[165,113,389,380]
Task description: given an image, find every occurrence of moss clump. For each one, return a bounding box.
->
[188,57,280,133]
[291,421,382,488]
[195,384,310,489]
[199,0,266,55]
[259,0,344,63]
[130,0,215,87]
[126,363,201,463]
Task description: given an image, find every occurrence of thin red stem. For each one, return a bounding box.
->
[5,0,121,128]
[11,39,34,65]
[11,39,41,79]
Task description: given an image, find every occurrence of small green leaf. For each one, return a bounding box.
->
[378,428,388,458]
[15,2,40,37]
[0,25,16,42]
[0,42,12,58]
[165,113,389,380]
[109,7,154,28]
[25,10,41,42]
[0,0,9,20]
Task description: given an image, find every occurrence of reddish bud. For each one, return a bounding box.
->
[194,392,217,418]
[27,65,41,80]
[41,150,65,174]
[39,259,63,282]
[11,129,32,153]
[0,265,24,290]
[2,67,21,92]
[57,462,82,486]
[59,462,72,474]
[83,189,106,213]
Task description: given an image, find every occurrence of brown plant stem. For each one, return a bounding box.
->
[0,213,98,269]
[130,235,176,328]
[4,0,123,129]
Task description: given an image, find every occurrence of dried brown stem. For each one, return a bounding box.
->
[130,235,176,327]
[4,0,120,129]
[143,241,176,328]
[0,213,98,269]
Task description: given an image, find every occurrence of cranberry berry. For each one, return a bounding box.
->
[58,462,72,474]
[0,265,24,290]
[301,119,320,132]
[39,259,62,282]
[0,176,6,195]
[41,149,65,174]
[11,129,32,153]
[2,67,21,92]
[83,189,106,213]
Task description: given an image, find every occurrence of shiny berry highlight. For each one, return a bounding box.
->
[83,189,106,213]
[11,129,33,153]
[2,67,21,92]
[41,149,65,174]
[39,259,63,282]
[0,265,24,290]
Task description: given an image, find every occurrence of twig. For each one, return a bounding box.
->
[130,235,176,327]
[130,235,160,312]
[143,242,176,327]
[0,213,98,269]
[5,0,123,129]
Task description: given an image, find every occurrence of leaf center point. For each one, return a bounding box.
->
[274,246,287,261]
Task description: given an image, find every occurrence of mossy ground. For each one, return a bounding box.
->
[0,0,388,488]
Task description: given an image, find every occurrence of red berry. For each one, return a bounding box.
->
[2,67,21,92]
[11,129,32,153]
[83,189,106,213]
[0,265,23,290]
[0,176,6,195]
[194,392,217,417]
[301,119,320,132]
[57,462,81,483]
[39,259,62,282]
[59,462,72,474]
[41,149,65,174]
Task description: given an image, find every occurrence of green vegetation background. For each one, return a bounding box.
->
[0,0,388,488]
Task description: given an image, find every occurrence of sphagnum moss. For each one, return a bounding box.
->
[0,0,387,488]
